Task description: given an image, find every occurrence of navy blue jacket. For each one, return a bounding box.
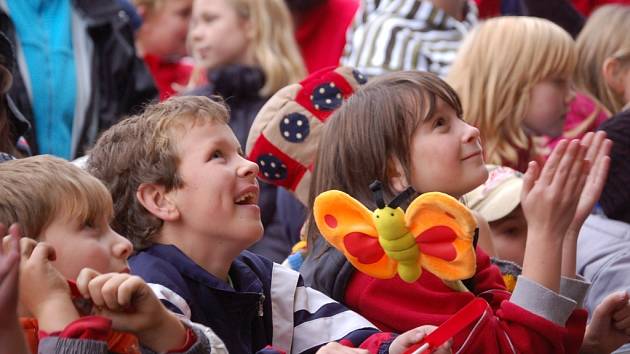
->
[130,244,390,354]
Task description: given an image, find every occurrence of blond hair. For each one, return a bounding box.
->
[0,155,113,238]
[447,17,576,166]
[575,5,630,114]
[131,0,164,13]
[87,96,229,249]
[190,0,306,96]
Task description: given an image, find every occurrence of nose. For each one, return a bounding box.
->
[461,120,481,144]
[189,21,202,42]
[110,229,133,261]
[238,155,259,179]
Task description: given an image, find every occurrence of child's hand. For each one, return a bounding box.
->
[568,131,612,234]
[582,291,630,354]
[388,325,452,354]
[521,139,589,239]
[0,223,21,326]
[561,132,612,278]
[520,139,589,291]
[76,268,187,352]
[15,236,79,332]
[315,342,368,353]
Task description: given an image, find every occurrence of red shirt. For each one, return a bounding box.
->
[345,248,587,353]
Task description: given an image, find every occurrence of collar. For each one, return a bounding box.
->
[145,244,265,295]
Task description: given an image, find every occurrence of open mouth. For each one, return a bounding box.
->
[235,191,257,205]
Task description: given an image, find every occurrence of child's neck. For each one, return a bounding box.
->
[156,224,242,282]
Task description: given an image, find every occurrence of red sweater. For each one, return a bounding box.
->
[345,248,587,353]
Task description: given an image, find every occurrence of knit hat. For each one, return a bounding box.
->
[465,165,523,222]
[598,110,630,224]
[246,66,368,205]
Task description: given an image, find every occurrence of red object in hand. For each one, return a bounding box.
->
[404,298,487,354]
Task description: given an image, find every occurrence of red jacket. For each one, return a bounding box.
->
[344,248,587,354]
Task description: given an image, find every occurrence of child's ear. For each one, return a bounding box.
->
[602,57,625,95]
[136,183,180,222]
[387,157,409,193]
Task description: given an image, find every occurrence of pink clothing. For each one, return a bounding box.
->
[539,93,609,159]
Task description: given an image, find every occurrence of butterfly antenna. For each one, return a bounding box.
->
[389,187,416,209]
[369,180,386,209]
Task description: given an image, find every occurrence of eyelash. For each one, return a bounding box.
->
[434,117,447,128]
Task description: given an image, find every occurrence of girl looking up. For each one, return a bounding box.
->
[300,70,610,353]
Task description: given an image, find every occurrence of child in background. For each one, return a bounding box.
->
[578,54,630,352]
[0,155,217,354]
[448,17,581,172]
[133,0,194,100]
[186,0,307,262]
[300,70,609,353]
[341,0,478,78]
[575,4,630,115]
[87,95,449,354]
[466,156,630,354]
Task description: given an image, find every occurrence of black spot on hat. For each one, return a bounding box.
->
[311,82,343,111]
[353,69,367,85]
[280,113,310,143]
[257,154,288,181]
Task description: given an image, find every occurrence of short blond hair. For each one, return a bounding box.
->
[0,155,113,238]
[575,5,630,114]
[447,17,576,166]
[87,96,229,249]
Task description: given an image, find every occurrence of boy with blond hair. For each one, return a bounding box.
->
[87,96,448,354]
[0,155,221,353]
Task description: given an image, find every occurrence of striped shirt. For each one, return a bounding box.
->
[341,0,478,78]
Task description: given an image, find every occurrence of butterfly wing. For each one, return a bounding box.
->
[405,192,477,281]
[313,190,397,279]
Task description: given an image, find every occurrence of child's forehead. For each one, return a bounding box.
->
[173,120,240,149]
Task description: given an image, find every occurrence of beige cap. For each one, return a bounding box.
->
[465,165,523,222]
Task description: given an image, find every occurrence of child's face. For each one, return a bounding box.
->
[523,78,574,137]
[168,121,263,248]
[488,206,527,266]
[140,0,193,58]
[40,216,132,280]
[189,0,253,71]
[404,99,488,198]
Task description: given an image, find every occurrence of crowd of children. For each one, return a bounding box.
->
[2,0,630,353]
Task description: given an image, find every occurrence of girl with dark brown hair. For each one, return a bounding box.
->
[300,70,611,353]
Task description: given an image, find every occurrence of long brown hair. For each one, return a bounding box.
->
[306,71,462,249]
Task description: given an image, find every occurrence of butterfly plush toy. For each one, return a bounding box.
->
[313,181,478,290]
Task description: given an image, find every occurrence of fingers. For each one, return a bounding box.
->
[550,140,583,189]
[83,272,144,311]
[595,292,628,320]
[76,268,100,299]
[521,161,539,200]
[116,276,146,308]
[539,139,569,185]
[561,140,588,193]
[28,241,56,262]
[19,237,38,260]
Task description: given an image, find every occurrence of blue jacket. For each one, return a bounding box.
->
[130,244,388,354]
